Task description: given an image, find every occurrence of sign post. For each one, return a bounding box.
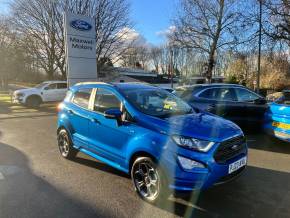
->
[64,12,97,87]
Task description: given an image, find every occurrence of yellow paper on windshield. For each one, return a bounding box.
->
[164,101,176,110]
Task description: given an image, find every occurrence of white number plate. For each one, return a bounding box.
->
[228,157,247,174]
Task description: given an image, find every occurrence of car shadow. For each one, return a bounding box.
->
[0,100,57,120]
[0,142,116,217]
[155,166,290,218]
[70,152,290,218]
[246,133,290,154]
[71,155,129,179]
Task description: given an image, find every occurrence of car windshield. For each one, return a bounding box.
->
[35,82,48,89]
[174,87,188,97]
[276,91,290,105]
[121,88,193,118]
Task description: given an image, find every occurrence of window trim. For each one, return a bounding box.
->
[90,87,122,116]
[71,88,94,110]
[44,83,58,90]
[90,87,135,123]
[195,86,258,103]
[56,83,68,90]
[234,87,261,102]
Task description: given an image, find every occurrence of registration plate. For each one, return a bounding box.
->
[228,157,247,174]
[272,121,290,130]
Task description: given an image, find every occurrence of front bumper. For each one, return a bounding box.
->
[264,126,290,142]
[160,140,248,192]
[264,116,290,142]
[11,94,25,104]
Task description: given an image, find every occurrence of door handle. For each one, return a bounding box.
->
[67,109,74,114]
[207,104,216,111]
[90,118,100,124]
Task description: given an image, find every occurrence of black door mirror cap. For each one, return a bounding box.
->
[254,98,267,104]
[104,109,122,119]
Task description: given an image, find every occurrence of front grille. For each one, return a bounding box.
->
[214,135,246,163]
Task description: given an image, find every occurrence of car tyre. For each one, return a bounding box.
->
[131,157,170,204]
[25,95,42,108]
[57,129,77,160]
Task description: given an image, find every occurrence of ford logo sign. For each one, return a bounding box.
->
[231,144,239,150]
[70,19,92,31]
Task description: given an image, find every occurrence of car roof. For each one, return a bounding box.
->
[44,80,67,84]
[72,82,158,91]
[114,82,157,90]
[176,83,246,89]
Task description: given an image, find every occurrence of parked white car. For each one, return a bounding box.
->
[12,81,67,107]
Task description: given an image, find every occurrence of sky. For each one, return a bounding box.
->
[130,0,177,45]
[0,0,10,14]
[0,0,176,45]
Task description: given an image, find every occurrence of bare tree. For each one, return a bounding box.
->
[150,46,163,72]
[120,43,150,69]
[0,16,33,88]
[263,0,290,44]
[173,0,252,82]
[0,17,13,88]
[10,0,132,79]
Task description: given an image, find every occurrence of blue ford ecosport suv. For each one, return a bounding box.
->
[57,82,247,203]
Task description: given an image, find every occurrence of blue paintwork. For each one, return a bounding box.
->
[58,83,247,191]
[264,93,290,142]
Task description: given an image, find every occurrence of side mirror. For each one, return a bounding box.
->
[254,98,267,105]
[104,109,122,119]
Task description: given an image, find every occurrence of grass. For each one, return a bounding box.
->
[0,93,11,104]
[11,82,37,87]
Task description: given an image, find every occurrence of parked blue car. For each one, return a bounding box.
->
[57,82,248,203]
[175,84,268,130]
[264,90,290,142]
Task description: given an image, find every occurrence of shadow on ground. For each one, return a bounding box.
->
[72,156,129,179]
[68,152,290,218]
[152,165,290,218]
[247,133,290,154]
[0,98,57,120]
[0,142,116,218]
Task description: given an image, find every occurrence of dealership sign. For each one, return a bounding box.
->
[64,12,97,86]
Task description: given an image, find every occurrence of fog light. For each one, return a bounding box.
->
[177,156,205,170]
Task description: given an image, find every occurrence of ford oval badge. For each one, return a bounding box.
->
[70,19,92,31]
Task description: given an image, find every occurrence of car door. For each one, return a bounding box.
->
[190,88,217,111]
[212,88,247,124]
[42,83,58,102]
[56,83,68,101]
[87,88,132,166]
[195,87,246,123]
[65,88,93,149]
[234,87,268,124]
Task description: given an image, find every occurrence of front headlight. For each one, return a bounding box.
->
[172,135,215,152]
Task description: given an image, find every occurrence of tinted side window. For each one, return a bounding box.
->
[175,89,193,101]
[72,88,92,108]
[198,88,215,99]
[45,84,57,90]
[235,88,259,102]
[94,89,121,113]
[216,88,237,101]
[57,83,67,89]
